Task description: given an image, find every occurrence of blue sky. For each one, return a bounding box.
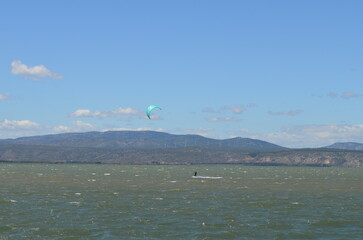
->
[1,0,363,147]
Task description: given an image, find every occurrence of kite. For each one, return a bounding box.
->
[146,105,161,119]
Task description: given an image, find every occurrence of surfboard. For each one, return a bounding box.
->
[192,176,223,179]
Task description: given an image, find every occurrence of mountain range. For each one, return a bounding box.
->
[325,142,363,151]
[0,131,362,167]
[0,131,285,151]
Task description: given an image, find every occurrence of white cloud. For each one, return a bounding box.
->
[0,119,42,138]
[220,105,245,114]
[113,107,139,115]
[70,109,97,117]
[52,125,71,132]
[11,60,63,80]
[0,94,10,100]
[203,104,254,114]
[0,118,166,139]
[51,121,97,133]
[268,110,303,116]
[183,128,214,137]
[70,107,142,118]
[284,124,363,140]
[229,124,363,148]
[0,119,99,138]
[0,119,40,130]
[207,117,240,122]
[104,127,164,132]
[72,120,97,130]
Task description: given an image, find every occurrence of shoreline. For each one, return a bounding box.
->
[0,160,356,167]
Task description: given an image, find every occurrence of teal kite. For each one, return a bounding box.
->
[146,105,161,119]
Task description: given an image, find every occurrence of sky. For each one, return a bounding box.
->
[1,0,363,148]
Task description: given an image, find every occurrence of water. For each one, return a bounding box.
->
[0,164,362,239]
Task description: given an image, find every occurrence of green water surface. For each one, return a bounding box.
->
[0,164,362,239]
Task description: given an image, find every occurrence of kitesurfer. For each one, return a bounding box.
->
[194,171,197,176]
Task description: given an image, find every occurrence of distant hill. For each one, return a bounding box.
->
[325,142,363,151]
[0,131,286,151]
[0,144,362,167]
[0,131,362,167]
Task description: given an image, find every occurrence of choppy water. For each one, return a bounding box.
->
[0,164,362,239]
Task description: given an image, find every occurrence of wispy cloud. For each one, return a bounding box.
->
[52,121,96,133]
[0,94,10,100]
[103,127,164,132]
[207,117,241,122]
[0,119,165,139]
[203,104,256,114]
[268,109,303,116]
[327,92,338,98]
[229,124,363,148]
[0,119,99,138]
[183,128,214,137]
[221,105,245,114]
[70,107,142,118]
[202,107,217,113]
[247,103,258,108]
[341,92,363,99]
[11,60,63,80]
[283,124,363,140]
[327,92,362,99]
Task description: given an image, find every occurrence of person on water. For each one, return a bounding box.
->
[194,171,197,176]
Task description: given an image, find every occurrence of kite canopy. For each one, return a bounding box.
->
[146,105,161,119]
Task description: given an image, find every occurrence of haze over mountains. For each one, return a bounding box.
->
[0,131,362,167]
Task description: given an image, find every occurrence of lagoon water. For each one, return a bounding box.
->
[0,164,362,239]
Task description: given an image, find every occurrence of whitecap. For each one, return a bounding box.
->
[152,197,163,200]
